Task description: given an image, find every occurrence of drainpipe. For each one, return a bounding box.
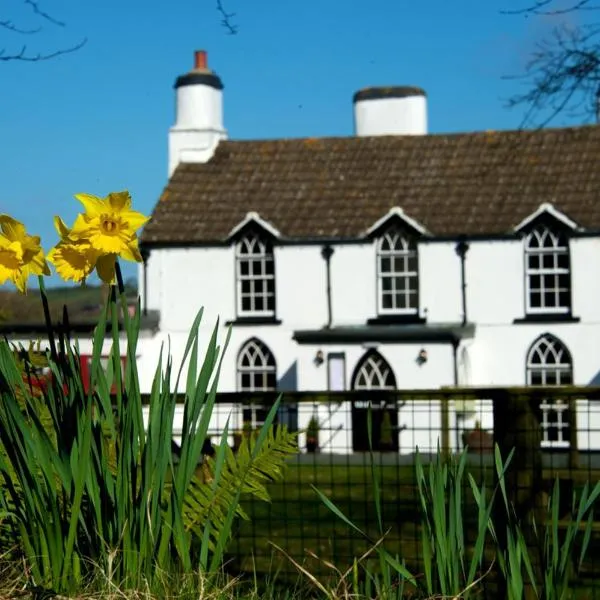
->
[141,247,149,317]
[321,245,334,328]
[455,236,470,327]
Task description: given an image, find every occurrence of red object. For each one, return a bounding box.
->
[79,355,127,394]
[194,50,207,70]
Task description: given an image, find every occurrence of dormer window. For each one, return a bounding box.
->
[236,232,275,317]
[377,225,419,315]
[524,225,571,315]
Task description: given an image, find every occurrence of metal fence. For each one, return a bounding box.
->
[196,387,600,595]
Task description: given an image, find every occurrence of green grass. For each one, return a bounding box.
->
[225,459,600,596]
[228,461,492,577]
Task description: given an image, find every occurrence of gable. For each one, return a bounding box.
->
[141,125,600,245]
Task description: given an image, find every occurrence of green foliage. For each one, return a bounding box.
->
[306,416,319,441]
[414,445,495,598]
[379,410,393,449]
[0,271,298,595]
[479,446,600,600]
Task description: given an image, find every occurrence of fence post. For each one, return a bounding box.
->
[568,395,579,471]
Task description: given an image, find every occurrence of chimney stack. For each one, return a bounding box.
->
[353,86,427,137]
[168,50,227,177]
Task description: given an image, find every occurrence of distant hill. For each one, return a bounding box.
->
[0,281,138,326]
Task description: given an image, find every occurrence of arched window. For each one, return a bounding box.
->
[237,338,277,429]
[352,351,397,390]
[236,232,275,316]
[377,226,418,315]
[526,333,573,449]
[526,333,573,386]
[525,226,571,314]
[237,338,277,392]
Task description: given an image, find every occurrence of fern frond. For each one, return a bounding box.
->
[182,424,298,549]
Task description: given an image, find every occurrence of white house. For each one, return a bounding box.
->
[6,50,600,454]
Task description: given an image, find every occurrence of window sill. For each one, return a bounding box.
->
[225,316,282,326]
[513,314,580,324]
[367,315,427,326]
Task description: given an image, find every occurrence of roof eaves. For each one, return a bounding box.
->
[513,202,582,233]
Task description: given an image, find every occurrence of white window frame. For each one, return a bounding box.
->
[236,233,275,317]
[376,226,419,315]
[237,339,277,428]
[353,352,397,391]
[526,334,573,386]
[524,226,571,315]
[539,399,570,449]
[526,334,573,449]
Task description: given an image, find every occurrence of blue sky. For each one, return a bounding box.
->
[0,0,588,286]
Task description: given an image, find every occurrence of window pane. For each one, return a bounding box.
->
[382,293,393,309]
[254,296,264,312]
[395,277,407,292]
[382,277,392,291]
[241,373,251,389]
[542,274,556,290]
[241,280,251,294]
[545,371,557,385]
[530,292,541,308]
[266,278,275,295]
[530,274,541,289]
[530,371,543,385]
[380,257,391,273]
[543,291,555,308]
[266,295,275,311]
[240,260,250,276]
[254,279,264,294]
[241,296,252,311]
[393,257,406,274]
[558,290,570,308]
[252,260,263,276]
[558,273,570,288]
[407,254,418,272]
[543,254,555,269]
[528,255,540,269]
[265,259,274,275]
[557,253,569,269]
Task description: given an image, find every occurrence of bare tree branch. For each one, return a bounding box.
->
[0,0,85,63]
[502,0,600,16]
[503,1,600,126]
[216,0,238,35]
[0,38,87,62]
[24,0,66,27]
[0,19,40,35]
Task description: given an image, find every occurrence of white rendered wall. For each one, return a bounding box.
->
[354,96,427,136]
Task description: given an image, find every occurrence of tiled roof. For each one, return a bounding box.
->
[141,125,600,244]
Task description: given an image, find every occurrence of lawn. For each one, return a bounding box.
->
[224,456,600,595]
[226,457,492,578]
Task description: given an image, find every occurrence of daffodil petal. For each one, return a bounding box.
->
[28,248,51,276]
[0,215,27,241]
[70,214,96,238]
[108,191,132,212]
[11,269,27,294]
[54,216,71,239]
[48,242,96,283]
[96,254,117,285]
[121,210,150,231]
[74,193,106,218]
[120,238,143,263]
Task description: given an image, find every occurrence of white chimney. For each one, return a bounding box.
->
[168,50,227,177]
[353,86,427,137]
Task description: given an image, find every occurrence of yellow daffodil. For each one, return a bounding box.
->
[0,215,50,294]
[70,190,149,261]
[49,191,149,285]
[47,216,116,284]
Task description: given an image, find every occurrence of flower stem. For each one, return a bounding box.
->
[37,275,58,365]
